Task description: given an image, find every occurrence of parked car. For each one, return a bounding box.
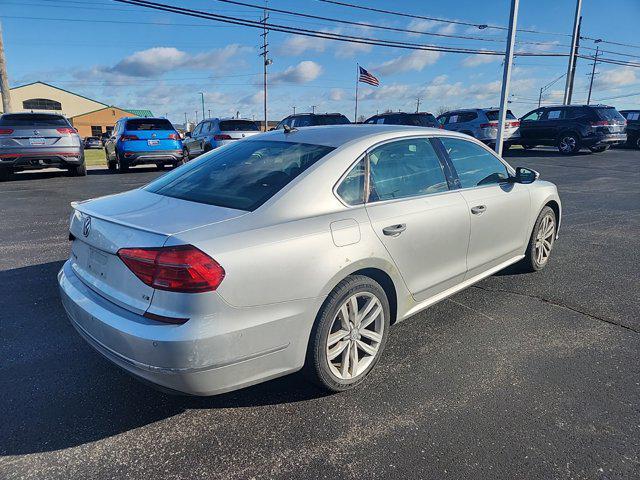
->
[436,108,520,149]
[83,136,102,149]
[104,117,183,172]
[100,131,112,146]
[518,104,627,154]
[0,112,85,180]
[275,113,351,130]
[59,125,561,396]
[183,118,260,159]
[364,112,439,128]
[619,110,640,149]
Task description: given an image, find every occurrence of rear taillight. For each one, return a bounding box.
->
[480,122,498,129]
[117,245,225,293]
[121,134,139,141]
[168,133,180,140]
[214,134,232,141]
[0,128,13,134]
[509,121,520,127]
[438,124,444,129]
[56,127,76,135]
[590,120,610,126]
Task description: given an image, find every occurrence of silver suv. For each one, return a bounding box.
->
[0,113,85,180]
[183,118,260,159]
[437,108,520,149]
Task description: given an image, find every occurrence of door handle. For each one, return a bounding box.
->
[471,205,487,215]
[383,224,406,236]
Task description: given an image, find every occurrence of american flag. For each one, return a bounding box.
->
[359,66,379,87]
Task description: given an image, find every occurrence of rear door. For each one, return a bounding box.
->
[364,137,470,302]
[437,136,530,278]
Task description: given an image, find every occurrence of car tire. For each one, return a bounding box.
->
[174,158,185,168]
[116,151,129,173]
[305,274,390,393]
[522,144,535,150]
[0,167,14,181]
[558,133,580,155]
[155,163,166,170]
[635,136,640,150]
[589,145,609,153]
[518,206,557,273]
[182,147,190,162]
[68,164,87,177]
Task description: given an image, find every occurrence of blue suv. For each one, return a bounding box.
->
[105,117,183,172]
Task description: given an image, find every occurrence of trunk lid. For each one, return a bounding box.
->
[69,189,247,314]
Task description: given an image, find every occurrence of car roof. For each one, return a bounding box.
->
[374,112,434,116]
[539,104,613,109]
[256,124,472,148]
[288,113,347,117]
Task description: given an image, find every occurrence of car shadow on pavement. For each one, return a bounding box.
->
[0,261,327,456]
[503,148,591,158]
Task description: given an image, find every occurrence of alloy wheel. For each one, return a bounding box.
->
[326,292,384,380]
[535,214,555,266]
[559,136,576,153]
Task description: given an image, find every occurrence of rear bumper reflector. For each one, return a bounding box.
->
[143,311,189,325]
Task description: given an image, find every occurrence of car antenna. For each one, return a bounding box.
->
[282,124,297,133]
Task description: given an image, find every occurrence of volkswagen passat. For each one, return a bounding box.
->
[59,125,561,395]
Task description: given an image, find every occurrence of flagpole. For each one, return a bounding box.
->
[354,63,359,123]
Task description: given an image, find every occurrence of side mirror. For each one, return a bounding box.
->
[514,166,539,184]
[184,131,191,138]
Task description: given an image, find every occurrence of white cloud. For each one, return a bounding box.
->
[407,19,457,36]
[374,50,442,75]
[594,67,638,88]
[271,61,322,84]
[279,27,372,58]
[360,84,410,101]
[328,88,346,101]
[461,52,501,68]
[280,35,326,56]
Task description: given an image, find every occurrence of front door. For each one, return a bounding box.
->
[364,137,470,302]
[437,136,531,278]
[519,108,546,143]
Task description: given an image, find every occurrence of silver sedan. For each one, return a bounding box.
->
[59,125,561,395]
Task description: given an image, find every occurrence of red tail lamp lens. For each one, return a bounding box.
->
[117,245,225,293]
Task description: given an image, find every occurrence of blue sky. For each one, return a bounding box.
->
[2,0,640,124]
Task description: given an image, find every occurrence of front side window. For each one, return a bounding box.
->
[521,109,544,122]
[367,138,448,202]
[336,159,365,205]
[439,137,509,188]
[145,140,334,211]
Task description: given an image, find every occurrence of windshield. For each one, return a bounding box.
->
[315,115,351,125]
[219,120,260,131]
[125,119,174,131]
[0,114,70,127]
[144,140,335,211]
[594,107,625,121]
[485,110,517,121]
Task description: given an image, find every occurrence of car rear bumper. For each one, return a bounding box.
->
[121,149,183,165]
[591,133,627,145]
[58,260,315,396]
[0,147,83,169]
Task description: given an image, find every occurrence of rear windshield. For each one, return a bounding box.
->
[125,118,174,131]
[315,115,351,126]
[384,114,437,126]
[594,107,625,121]
[219,120,260,131]
[144,140,335,211]
[0,113,70,127]
[485,110,517,121]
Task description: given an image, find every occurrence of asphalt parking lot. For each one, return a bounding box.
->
[1,147,639,480]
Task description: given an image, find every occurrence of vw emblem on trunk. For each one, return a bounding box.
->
[33,130,40,136]
[242,134,245,138]
[82,216,92,237]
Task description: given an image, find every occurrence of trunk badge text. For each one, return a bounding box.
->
[82,216,92,237]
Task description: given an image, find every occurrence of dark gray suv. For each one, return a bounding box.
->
[0,113,85,180]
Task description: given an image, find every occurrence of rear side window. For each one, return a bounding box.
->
[144,140,334,211]
[368,138,448,201]
[315,115,351,126]
[624,111,640,121]
[125,119,174,131]
[594,107,625,122]
[439,137,509,188]
[0,113,70,126]
[336,159,366,205]
[458,112,478,123]
[292,116,312,127]
[485,110,516,121]
[219,120,260,131]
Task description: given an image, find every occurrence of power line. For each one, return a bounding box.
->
[114,0,571,58]
[317,0,571,37]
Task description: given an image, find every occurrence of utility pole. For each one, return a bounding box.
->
[310,105,317,114]
[0,22,11,113]
[494,0,519,156]
[184,112,187,125]
[563,0,583,105]
[587,44,600,105]
[538,87,543,108]
[199,92,205,120]
[415,97,421,113]
[291,105,296,115]
[208,109,211,117]
[260,8,271,132]
[195,110,198,123]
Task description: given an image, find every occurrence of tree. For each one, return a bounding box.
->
[435,105,452,116]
